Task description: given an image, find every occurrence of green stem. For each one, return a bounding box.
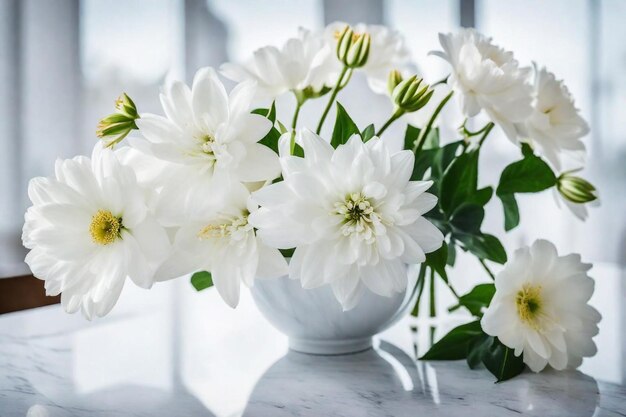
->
[412,90,454,155]
[376,108,404,137]
[290,101,302,154]
[316,66,349,134]
[429,268,436,318]
[411,265,427,317]
[478,258,496,280]
[478,122,495,147]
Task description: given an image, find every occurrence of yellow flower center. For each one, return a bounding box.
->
[516,284,543,327]
[199,134,216,155]
[334,193,381,243]
[89,210,122,245]
[198,214,250,240]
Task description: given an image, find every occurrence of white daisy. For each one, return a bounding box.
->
[22,144,170,319]
[221,28,334,100]
[481,239,601,372]
[249,130,443,310]
[157,181,288,308]
[132,67,281,226]
[521,66,589,170]
[431,29,533,142]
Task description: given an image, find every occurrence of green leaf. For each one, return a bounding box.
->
[446,239,456,266]
[252,101,276,123]
[258,126,282,154]
[403,124,420,151]
[422,127,440,150]
[279,248,295,258]
[456,233,507,264]
[191,271,213,291]
[448,283,496,317]
[450,204,484,234]
[498,193,520,231]
[481,337,525,382]
[420,320,483,360]
[470,187,493,207]
[362,124,376,142]
[467,333,491,369]
[440,150,479,213]
[331,102,360,148]
[496,153,556,195]
[425,242,448,282]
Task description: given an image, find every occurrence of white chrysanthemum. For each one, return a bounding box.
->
[132,67,280,226]
[431,29,533,142]
[481,240,601,372]
[22,144,170,319]
[323,22,412,95]
[521,67,589,170]
[157,182,288,308]
[249,130,444,310]
[221,28,334,99]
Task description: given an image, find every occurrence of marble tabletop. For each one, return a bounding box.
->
[1,262,625,417]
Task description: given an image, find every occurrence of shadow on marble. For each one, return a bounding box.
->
[245,341,602,417]
[6,385,215,417]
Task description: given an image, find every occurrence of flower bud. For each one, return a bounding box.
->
[391,75,434,113]
[336,25,371,68]
[96,93,139,148]
[387,70,403,96]
[557,173,598,204]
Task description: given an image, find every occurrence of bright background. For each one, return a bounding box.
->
[0,0,625,401]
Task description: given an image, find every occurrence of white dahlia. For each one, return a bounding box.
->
[249,130,444,310]
[481,240,601,372]
[158,182,288,308]
[221,28,334,99]
[22,144,170,319]
[521,66,589,170]
[132,67,280,225]
[431,29,533,142]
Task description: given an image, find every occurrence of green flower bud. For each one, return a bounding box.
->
[336,25,371,68]
[391,75,434,113]
[557,173,598,204]
[97,93,140,148]
[387,70,403,96]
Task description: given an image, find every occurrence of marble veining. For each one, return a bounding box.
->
[0,279,625,417]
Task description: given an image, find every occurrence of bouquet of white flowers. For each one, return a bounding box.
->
[23,23,600,382]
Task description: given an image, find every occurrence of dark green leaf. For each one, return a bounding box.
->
[251,101,277,123]
[425,242,448,282]
[470,187,493,207]
[448,283,496,317]
[403,124,420,151]
[420,320,483,360]
[362,124,376,142]
[331,102,360,148]
[279,248,295,258]
[498,193,520,231]
[411,148,437,181]
[481,337,525,382]
[422,127,440,150]
[450,204,484,234]
[258,126,282,154]
[496,153,556,195]
[467,333,491,369]
[446,239,456,266]
[432,141,463,179]
[440,150,479,213]
[456,233,507,264]
[191,271,213,291]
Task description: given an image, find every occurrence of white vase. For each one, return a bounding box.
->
[250,265,419,355]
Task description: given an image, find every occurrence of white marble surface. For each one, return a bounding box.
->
[0,262,625,416]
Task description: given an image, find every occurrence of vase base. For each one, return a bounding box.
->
[288,337,373,355]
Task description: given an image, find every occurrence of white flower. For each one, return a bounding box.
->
[132,67,280,226]
[157,182,288,308]
[22,144,170,319]
[249,130,444,310]
[431,29,533,142]
[323,22,412,95]
[521,66,589,170]
[221,28,334,99]
[481,240,601,372]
